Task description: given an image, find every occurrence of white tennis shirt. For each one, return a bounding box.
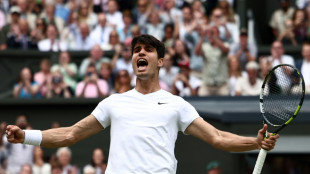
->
[91,89,200,174]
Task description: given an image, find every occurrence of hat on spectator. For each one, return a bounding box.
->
[240,28,248,36]
[178,60,190,69]
[206,160,221,171]
[246,61,259,70]
[10,6,21,14]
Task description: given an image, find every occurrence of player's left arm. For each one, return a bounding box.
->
[185,117,279,152]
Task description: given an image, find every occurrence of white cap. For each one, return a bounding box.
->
[246,61,259,70]
[10,6,21,14]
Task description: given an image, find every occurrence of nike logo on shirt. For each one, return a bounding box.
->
[158,102,168,105]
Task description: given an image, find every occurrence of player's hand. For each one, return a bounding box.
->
[257,124,279,151]
[6,125,25,144]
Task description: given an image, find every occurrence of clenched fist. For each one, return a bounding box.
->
[6,125,25,144]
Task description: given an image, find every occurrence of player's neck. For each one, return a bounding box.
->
[135,78,161,94]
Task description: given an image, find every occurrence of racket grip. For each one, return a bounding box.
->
[252,148,268,174]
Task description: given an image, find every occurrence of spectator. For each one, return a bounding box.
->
[130,24,142,38]
[89,13,113,47]
[73,22,93,51]
[269,0,295,39]
[206,161,222,174]
[140,9,166,41]
[114,69,132,93]
[228,56,245,96]
[30,18,47,43]
[159,53,180,92]
[99,62,115,94]
[161,0,182,24]
[162,23,177,48]
[259,56,272,79]
[228,28,257,71]
[46,70,74,98]
[39,2,65,34]
[268,40,295,67]
[0,6,21,50]
[171,60,201,97]
[277,19,297,46]
[292,9,308,44]
[169,39,191,66]
[191,0,206,21]
[131,0,153,25]
[235,61,262,96]
[79,45,110,78]
[117,10,134,42]
[76,64,109,98]
[83,148,107,174]
[296,43,310,94]
[106,0,125,30]
[101,29,122,52]
[195,27,230,96]
[54,0,70,23]
[210,7,239,43]
[32,147,51,174]
[19,164,32,174]
[179,5,197,42]
[13,67,41,98]
[16,0,36,30]
[51,51,78,90]
[2,115,34,174]
[217,0,239,26]
[34,58,52,97]
[7,19,37,50]
[78,1,98,30]
[60,11,80,50]
[38,24,67,52]
[56,147,78,174]
[0,122,8,171]
[111,38,133,76]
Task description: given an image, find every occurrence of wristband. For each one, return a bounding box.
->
[23,130,42,146]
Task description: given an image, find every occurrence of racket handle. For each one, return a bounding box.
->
[252,148,268,174]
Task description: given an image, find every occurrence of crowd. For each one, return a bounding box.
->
[0,115,107,174]
[1,0,310,98]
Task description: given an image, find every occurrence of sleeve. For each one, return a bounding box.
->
[91,98,112,129]
[177,99,200,134]
[75,82,84,97]
[234,77,243,94]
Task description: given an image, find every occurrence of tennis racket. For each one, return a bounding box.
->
[252,64,305,174]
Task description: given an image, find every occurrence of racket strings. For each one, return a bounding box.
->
[262,66,303,126]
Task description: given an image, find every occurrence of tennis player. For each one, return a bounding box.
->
[6,34,279,174]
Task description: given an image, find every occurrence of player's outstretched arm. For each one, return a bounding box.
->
[6,115,103,148]
[185,117,279,152]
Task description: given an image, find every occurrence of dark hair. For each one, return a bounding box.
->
[131,34,165,59]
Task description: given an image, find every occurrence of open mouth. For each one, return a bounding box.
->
[137,58,148,71]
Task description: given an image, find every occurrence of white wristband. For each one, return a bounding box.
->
[23,130,42,146]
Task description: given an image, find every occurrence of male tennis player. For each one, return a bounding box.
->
[6,34,279,174]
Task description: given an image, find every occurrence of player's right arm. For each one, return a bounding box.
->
[6,115,103,148]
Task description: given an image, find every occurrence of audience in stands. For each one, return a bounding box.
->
[269,0,295,41]
[101,29,122,52]
[117,10,134,42]
[159,53,180,92]
[51,51,78,90]
[0,122,7,171]
[235,61,262,96]
[7,19,37,49]
[78,1,98,30]
[114,69,132,93]
[267,40,295,67]
[38,24,67,52]
[2,115,34,174]
[34,58,52,97]
[228,28,257,71]
[32,147,51,174]
[228,56,245,96]
[30,18,47,43]
[56,147,78,174]
[46,70,74,98]
[171,60,201,97]
[79,45,110,78]
[111,38,133,77]
[13,67,41,98]
[19,164,32,174]
[39,2,64,34]
[292,9,308,44]
[16,0,37,30]
[89,13,112,47]
[76,63,109,98]
[106,0,124,30]
[169,39,190,66]
[99,62,115,94]
[296,43,310,94]
[83,148,107,174]
[196,26,229,96]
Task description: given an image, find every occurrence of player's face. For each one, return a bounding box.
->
[132,43,163,80]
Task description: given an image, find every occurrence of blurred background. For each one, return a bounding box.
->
[1,0,310,173]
